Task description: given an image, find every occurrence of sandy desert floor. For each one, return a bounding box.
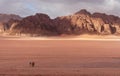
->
[0,39,120,76]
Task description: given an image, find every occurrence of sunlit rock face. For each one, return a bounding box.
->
[54,9,120,35]
[5,9,120,36]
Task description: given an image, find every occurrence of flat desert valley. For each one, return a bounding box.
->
[1,39,120,76]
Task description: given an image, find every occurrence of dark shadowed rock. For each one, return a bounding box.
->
[10,13,58,36]
[75,9,91,16]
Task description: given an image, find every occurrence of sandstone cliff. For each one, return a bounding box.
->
[54,9,120,35]
[6,9,120,36]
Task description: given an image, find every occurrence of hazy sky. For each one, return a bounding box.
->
[0,0,120,18]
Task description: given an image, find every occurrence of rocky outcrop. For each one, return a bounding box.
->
[54,9,120,35]
[0,14,22,33]
[5,9,120,36]
[10,13,58,36]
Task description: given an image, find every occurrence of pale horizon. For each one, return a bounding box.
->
[0,0,120,18]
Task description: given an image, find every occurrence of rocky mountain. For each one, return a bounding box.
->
[0,14,22,33]
[54,9,120,35]
[10,13,57,36]
[4,9,120,36]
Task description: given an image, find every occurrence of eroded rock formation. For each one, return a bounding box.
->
[3,9,120,36]
[0,14,22,33]
[54,9,120,35]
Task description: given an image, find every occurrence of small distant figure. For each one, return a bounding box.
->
[29,61,35,67]
[29,62,32,65]
[32,62,35,67]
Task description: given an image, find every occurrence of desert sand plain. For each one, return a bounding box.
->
[0,36,120,76]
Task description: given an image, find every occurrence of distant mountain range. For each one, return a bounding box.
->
[1,9,120,36]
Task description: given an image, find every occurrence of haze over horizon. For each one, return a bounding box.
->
[0,0,120,18]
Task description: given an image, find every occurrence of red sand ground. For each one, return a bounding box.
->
[0,40,120,76]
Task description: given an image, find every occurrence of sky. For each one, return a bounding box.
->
[0,0,120,18]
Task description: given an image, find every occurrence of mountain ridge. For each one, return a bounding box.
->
[1,9,120,36]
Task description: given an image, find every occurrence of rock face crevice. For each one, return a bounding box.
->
[1,9,120,36]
